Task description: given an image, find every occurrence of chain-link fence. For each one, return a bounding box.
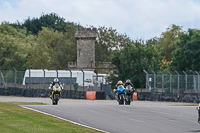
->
[144,70,200,94]
[0,69,109,92]
[0,69,113,99]
[0,70,26,88]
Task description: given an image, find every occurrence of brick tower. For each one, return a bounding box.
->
[68,28,97,70]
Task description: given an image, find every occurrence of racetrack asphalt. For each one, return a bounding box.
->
[1,96,200,133]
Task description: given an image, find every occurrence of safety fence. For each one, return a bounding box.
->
[0,70,69,90]
[0,69,92,90]
[0,69,113,99]
[143,70,200,94]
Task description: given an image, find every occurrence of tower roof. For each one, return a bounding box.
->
[75,28,97,39]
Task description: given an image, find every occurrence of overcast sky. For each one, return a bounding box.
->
[1,0,200,40]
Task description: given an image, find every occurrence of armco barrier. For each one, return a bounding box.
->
[0,87,86,99]
[86,91,106,100]
[86,91,96,100]
[1,87,199,103]
[96,91,106,99]
[137,92,200,103]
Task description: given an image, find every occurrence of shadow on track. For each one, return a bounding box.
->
[190,130,200,132]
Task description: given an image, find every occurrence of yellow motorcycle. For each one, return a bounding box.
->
[51,83,62,105]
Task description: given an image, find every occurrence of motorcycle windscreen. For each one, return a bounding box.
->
[117,85,125,94]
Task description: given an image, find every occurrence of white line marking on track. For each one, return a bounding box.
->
[88,109,101,114]
[124,116,144,123]
[20,105,109,133]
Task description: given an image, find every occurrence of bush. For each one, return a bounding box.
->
[73,83,79,91]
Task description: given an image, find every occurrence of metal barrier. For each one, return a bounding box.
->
[0,68,112,99]
[144,70,200,94]
[0,69,86,90]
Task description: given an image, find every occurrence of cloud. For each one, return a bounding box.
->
[1,0,200,40]
[1,1,14,10]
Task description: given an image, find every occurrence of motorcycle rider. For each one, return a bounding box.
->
[114,80,124,100]
[49,78,63,99]
[124,79,135,91]
[124,79,135,101]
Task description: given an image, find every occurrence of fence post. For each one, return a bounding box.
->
[94,69,98,82]
[175,71,180,94]
[143,70,149,92]
[0,70,1,88]
[159,70,164,93]
[27,68,31,89]
[151,70,156,92]
[68,68,72,97]
[0,70,6,88]
[55,68,58,78]
[182,71,188,93]
[42,68,45,89]
[81,69,84,92]
[167,71,172,93]
[190,71,197,93]
[195,71,199,95]
[13,67,17,88]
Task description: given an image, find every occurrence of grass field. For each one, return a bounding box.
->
[0,102,102,133]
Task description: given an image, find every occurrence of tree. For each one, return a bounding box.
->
[155,24,184,61]
[95,26,132,63]
[110,42,159,88]
[169,29,200,72]
[145,37,160,71]
[22,13,67,35]
[26,27,76,69]
[0,23,34,70]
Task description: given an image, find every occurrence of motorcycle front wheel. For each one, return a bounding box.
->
[52,95,59,105]
[125,95,131,105]
[118,94,124,105]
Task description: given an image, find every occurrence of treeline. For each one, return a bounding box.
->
[1,13,200,88]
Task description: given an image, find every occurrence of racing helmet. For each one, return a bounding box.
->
[54,78,59,83]
[117,80,123,85]
[126,79,131,83]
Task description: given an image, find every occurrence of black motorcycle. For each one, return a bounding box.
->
[125,85,134,105]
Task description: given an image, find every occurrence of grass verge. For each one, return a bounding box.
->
[0,102,102,133]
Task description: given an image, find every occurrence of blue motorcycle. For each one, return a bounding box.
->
[116,85,125,105]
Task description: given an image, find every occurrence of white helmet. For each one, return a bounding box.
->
[54,78,59,83]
